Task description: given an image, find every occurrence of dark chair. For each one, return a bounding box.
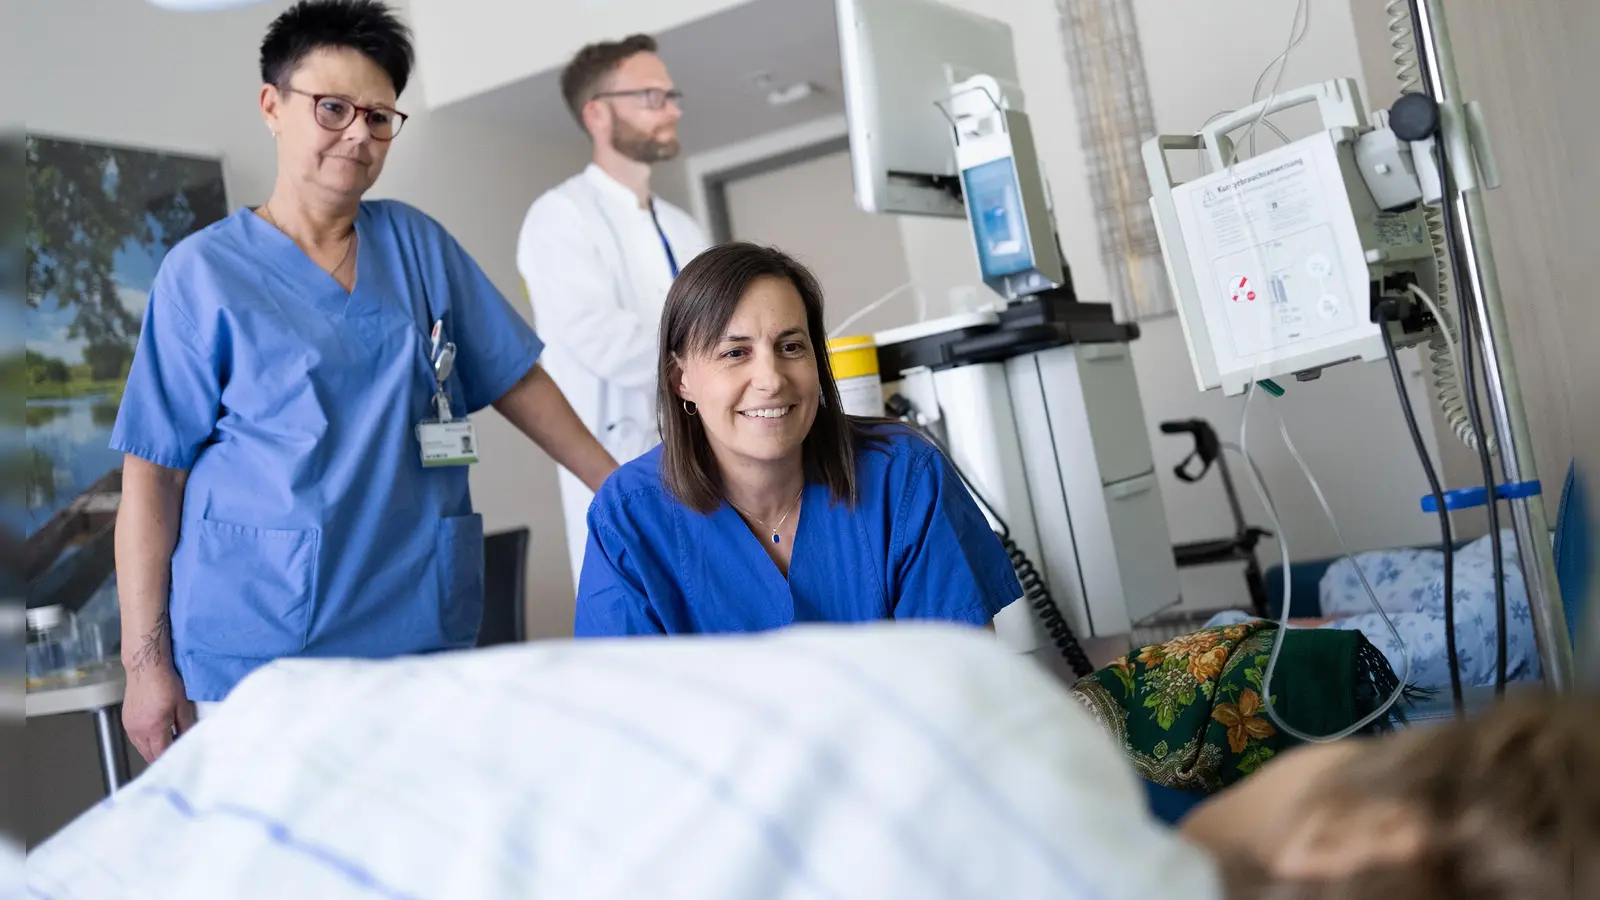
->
[478,527,530,647]
[1161,419,1273,617]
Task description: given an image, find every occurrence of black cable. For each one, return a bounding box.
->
[1431,139,1509,696]
[1002,531,1097,680]
[1456,281,1509,695]
[1378,304,1463,713]
[896,416,1096,678]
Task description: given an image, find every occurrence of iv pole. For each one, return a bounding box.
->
[1406,0,1576,691]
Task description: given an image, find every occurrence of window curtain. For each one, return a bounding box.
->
[1055,0,1173,320]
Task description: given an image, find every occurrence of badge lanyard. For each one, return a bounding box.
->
[415,318,479,468]
[649,200,680,279]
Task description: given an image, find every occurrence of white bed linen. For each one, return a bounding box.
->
[26,623,1220,900]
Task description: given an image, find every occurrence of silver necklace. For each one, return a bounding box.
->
[730,487,804,545]
[262,202,356,276]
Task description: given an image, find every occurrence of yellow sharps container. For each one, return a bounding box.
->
[826,335,885,418]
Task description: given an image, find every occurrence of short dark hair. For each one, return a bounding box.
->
[657,243,891,514]
[560,34,658,130]
[260,0,415,97]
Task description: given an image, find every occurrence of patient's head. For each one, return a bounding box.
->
[1186,693,1597,899]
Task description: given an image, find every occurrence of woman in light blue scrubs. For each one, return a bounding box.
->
[113,0,617,763]
[574,242,1022,636]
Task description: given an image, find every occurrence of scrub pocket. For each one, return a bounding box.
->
[186,519,319,656]
[436,513,486,645]
[602,383,659,465]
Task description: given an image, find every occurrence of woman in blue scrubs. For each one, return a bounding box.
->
[113,0,617,763]
[574,242,1022,636]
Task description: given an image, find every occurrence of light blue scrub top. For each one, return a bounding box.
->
[574,427,1022,636]
[111,201,543,701]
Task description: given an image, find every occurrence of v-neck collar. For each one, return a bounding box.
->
[242,204,368,317]
[714,480,813,588]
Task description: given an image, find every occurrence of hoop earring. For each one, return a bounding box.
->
[682,399,697,416]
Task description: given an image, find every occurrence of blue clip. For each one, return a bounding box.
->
[1421,479,1542,513]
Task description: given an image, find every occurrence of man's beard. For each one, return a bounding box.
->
[611,119,680,164]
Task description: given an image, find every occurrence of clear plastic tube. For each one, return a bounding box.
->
[828,281,918,339]
[1237,368,1413,742]
[1222,0,1410,740]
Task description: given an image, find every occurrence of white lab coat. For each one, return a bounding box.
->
[517,163,710,588]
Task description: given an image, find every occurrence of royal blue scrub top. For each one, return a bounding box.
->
[111,201,544,701]
[574,427,1022,636]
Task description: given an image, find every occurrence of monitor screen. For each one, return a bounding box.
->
[836,0,1020,219]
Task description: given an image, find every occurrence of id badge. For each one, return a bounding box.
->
[417,420,480,467]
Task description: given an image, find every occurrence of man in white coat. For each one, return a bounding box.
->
[517,34,710,588]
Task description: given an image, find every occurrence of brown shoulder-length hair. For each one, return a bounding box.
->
[657,242,892,514]
[1220,691,1599,900]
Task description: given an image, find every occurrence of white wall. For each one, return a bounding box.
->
[723,150,914,337]
[684,115,851,226]
[651,158,696,212]
[13,0,589,842]
[408,0,736,109]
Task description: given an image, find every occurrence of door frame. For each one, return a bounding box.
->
[686,115,852,243]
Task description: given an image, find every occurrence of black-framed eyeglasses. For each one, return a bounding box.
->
[591,88,683,111]
[280,85,409,140]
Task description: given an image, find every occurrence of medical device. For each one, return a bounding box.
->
[837,0,1063,298]
[836,0,1014,220]
[837,0,1181,656]
[1145,79,1443,396]
[1141,0,1576,694]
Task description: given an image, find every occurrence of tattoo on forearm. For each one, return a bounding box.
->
[129,613,172,674]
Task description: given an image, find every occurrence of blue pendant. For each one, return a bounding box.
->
[772,533,781,544]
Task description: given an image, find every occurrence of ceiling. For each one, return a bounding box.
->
[442,0,846,155]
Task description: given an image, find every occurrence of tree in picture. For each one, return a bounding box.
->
[22,135,228,541]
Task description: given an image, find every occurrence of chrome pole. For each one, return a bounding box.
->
[1411,0,1576,690]
[93,704,131,794]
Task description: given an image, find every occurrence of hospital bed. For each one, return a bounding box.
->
[1143,460,1589,824]
[1266,463,1587,628]
[1262,461,1585,710]
[26,624,1221,899]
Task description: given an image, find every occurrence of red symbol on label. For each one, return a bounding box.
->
[1229,276,1257,303]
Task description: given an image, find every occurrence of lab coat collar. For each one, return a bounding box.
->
[583,162,654,212]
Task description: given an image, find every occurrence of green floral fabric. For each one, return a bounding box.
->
[1071,620,1402,794]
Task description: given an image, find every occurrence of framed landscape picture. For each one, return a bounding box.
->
[22,134,229,612]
